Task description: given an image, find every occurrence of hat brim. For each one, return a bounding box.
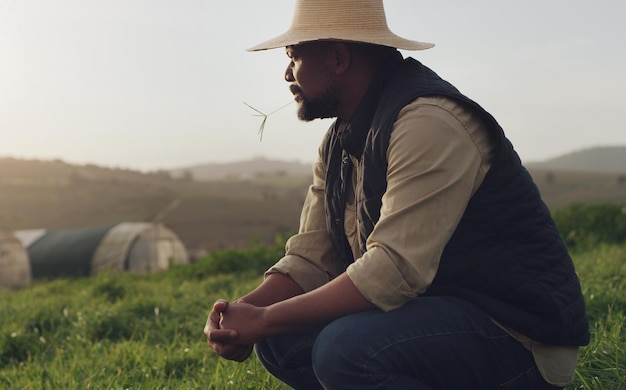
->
[247,29,435,51]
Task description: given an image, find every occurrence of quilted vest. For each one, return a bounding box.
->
[321,52,589,346]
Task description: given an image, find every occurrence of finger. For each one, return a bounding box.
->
[209,309,221,328]
[208,340,249,361]
[203,321,218,337]
[208,328,237,343]
[213,299,229,313]
[207,338,223,351]
[204,312,223,336]
[222,345,253,362]
[228,349,252,362]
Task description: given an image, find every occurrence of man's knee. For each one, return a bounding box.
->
[312,319,368,387]
[254,339,276,369]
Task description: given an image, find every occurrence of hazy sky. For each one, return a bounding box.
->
[1,0,624,171]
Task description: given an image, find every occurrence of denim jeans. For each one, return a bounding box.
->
[255,296,563,390]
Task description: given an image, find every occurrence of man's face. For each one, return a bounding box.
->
[285,43,340,121]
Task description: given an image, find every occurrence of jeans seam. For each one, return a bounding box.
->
[496,363,536,389]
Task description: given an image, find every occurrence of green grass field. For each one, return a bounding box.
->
[0,240,624,389]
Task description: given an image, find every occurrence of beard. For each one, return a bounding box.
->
[290,84,340,122]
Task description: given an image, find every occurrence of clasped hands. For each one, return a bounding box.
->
[204,299,266,362]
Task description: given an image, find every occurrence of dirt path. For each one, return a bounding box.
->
[151,198,181,222]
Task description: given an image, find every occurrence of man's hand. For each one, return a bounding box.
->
[204,274,306,362]
[204,299,254,362]
[218,301,268,346]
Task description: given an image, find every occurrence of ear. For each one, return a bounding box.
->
[331,42,351,75]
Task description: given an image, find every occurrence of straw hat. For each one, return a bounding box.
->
[247,0,434,51]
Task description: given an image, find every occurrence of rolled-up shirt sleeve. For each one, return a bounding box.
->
[347,97,492,311]
[265,148,345,292]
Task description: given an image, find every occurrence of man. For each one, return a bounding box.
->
[205,1,589,389]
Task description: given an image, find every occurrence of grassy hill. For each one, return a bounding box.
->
[169,156,312,181]
[1,154,624,388]
[528,169,626,210]
[0,157,308,252]
[1,148,626,252]
[525,145,626,174]
[0,239,623,389]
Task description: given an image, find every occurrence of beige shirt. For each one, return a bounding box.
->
[266,96,578,386]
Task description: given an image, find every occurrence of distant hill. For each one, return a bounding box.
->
[172,146,626,181]
[0,157,307,252]
[169,157,312,181]
[525,145,626,174]
[1,147,626,252]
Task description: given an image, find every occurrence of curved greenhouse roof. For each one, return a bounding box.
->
[15,222,188,279]
[0,228,32,289]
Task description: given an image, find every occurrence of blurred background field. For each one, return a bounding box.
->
[0,147,625,388]
[1,145,626,254]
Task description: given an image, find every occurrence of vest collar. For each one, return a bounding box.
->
[338,51,404,158]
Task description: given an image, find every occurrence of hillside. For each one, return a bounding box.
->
[0,157,308,252]
[170,157,312,181]
[172,146,626,181]
[527,169,626,210]
[525,145,626,174]
[1,147,626,251]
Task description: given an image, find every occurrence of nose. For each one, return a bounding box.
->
[284,62,295,82]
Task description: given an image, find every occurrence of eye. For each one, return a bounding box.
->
[286,47,300,61]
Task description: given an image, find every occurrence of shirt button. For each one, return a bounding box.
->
[342,156,349,164]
